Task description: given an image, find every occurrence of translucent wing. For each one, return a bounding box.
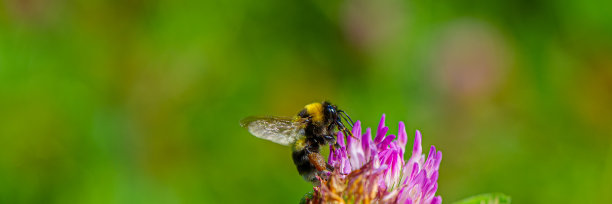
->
[240,116,305,146]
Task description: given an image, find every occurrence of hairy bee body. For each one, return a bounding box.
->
[293,102,337,182]
[241,101,352,184]
[291,137,324,182]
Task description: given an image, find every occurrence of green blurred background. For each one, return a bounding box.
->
[1,0,611,203]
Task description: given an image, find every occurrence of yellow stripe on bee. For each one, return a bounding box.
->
[293,138,307,151]
[305,102,324,123]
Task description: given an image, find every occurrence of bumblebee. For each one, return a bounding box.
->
[240,101,354,184]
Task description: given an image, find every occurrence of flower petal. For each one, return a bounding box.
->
[378,134,396,150]
[431,196,442,204]
[320,115,442,204]
[398,121,408,154]
[337,130,346,147]
[375,114,388,144]
[362,128,374,161]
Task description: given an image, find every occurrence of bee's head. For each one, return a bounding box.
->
[324,103,339,122]
[323,102,354,134]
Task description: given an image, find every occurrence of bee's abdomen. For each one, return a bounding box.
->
[292,149,314,175]
[293,150,324,183]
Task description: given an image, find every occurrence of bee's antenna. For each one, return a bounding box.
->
[338,110,354,128]
[341,114,353,128]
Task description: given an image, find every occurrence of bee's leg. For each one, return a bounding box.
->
[306,150,327,172]
[324,135,340,152]
[326,163,335,171]
[323,135,337,146]
[344,127,358,139]
[337,122,358,139]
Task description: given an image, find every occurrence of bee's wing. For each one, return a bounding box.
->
[240,116,305,146]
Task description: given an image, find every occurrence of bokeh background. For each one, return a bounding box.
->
[1,0,611,203]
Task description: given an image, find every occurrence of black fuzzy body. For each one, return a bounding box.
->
[291,101,341,183]
[291,138,321,183]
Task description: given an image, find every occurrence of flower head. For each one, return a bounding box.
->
[306,114,442,204]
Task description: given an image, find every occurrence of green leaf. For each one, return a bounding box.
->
[453,193,511,204]
[299,191,314,204]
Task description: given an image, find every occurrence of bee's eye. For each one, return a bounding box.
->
[326,105,336,115]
